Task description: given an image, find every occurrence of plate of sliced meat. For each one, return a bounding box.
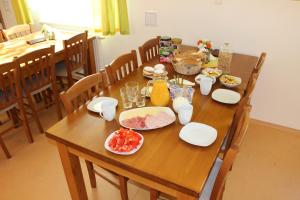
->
[119,107,176,130]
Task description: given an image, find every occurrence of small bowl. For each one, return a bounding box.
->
[220,75,242,88]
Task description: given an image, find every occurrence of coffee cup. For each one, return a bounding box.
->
[99,101,116,121]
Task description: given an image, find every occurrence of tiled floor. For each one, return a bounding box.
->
[0,106,300,200]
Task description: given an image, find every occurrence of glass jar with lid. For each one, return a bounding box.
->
[218,43,233,73]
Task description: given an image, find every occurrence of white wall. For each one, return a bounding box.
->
[99,0,300,130]
[0,0,16,28]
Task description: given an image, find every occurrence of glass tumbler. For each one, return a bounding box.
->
[125,81,139,102]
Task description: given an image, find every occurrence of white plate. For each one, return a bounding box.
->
[87,97,118,113]
[119,107,176,130]
[179,122,217,147]
[212,89,241,104]
[201,68,223,78]
[104,131,144,155]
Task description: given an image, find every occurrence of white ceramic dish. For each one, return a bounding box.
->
[119,107,176,130]
[195,74,216,85]
[104,131,144,155]
[179,122,217,147]
[211,89,241,104]
[87,97,118,113]
[220,75,242,88]
[201,68,223,78]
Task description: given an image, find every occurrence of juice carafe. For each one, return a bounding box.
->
[147,72,170,106]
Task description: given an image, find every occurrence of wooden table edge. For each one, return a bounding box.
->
[45,132,200,198]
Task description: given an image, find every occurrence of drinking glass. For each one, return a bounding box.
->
[125,81,139,102]
[120,87,127,98]
[200,77,213,95]
[136,92,146,107]
[178,104,193,125]
[121,95,133,109]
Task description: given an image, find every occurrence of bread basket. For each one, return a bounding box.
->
[172,49,204,75]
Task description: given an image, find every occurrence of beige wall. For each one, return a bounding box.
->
[2,0,300,129]
[100,0,300,130]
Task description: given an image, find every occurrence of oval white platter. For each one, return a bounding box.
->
[87,97,118,113]
[119,107,176,130]
[104,131,144,155]
[211,89,241,104]
[179,122,217,147]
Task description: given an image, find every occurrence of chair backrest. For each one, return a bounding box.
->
[244,72,258,99]
[2,24,32,40]
[232,104,252,148]
[138,36,160,64]
[64,31,88,85]
[0,62,21,111]
[254,52,266,75]
[211,146,239,200]
[0,29,5,43]
[16,46,56,94]
[60,72,106,114]
[224,97,250,152]
[106,50,138,85]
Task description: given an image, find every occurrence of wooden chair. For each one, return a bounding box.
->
[2,24,32,40]
[56,31,88,88]
[0,62,33,158]
[244,72,258,100]
[138,36,160,64]
[149,146,239,200]
[106,50,138,85]
[0,29,5,43]
[254,52,266,75]
[60,73,129,200]
[16,46,62,133]
[220,97,251,155]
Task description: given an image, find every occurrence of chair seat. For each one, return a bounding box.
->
[199,158,223,200]
[0,90,18,114]
[55,62,85,80]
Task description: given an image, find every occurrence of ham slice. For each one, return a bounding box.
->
[121,116,147,129]
[145,111,174,129]
[121,111,174,129]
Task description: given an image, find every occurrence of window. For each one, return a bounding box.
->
[27,0,100,29]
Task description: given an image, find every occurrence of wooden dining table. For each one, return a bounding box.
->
[45,53,258,200]
[0,31,97,74]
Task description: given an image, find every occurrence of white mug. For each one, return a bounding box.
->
[200,76,213,95]
[178,104,193,125]
[99,101,116,121]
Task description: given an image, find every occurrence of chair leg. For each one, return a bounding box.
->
[0,136,11,159]
[19,100,33,143]
[150,189,159,200]
[51,85,63,120]
[119,176,129,200]
[85,160,97,188]
[26,94,44,133]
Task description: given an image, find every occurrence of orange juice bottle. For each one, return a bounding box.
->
[147,71,170,106]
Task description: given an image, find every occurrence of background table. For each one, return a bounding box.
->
[0,31,97,74]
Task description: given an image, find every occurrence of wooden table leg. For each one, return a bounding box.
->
[87,38,97,75]
[150,189,159,200]
[57,143,88,200]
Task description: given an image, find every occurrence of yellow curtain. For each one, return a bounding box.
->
[11,0,33,24]
[93,0,129,35]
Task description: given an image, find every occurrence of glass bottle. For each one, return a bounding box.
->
[218,43,233,74]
